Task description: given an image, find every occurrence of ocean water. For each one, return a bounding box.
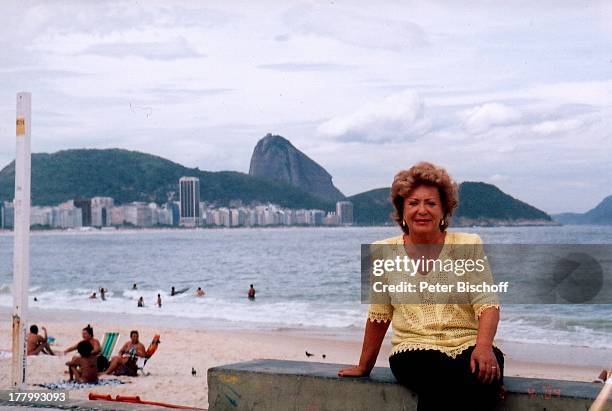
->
[0,226,611,348]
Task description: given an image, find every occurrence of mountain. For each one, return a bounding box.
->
[0,149,334,210]
[348,182,554,226]
[249,134,345,202]
[553,195,612,225]
[453,182,552,225]
[0,146,561,227]
[348,188,394,226]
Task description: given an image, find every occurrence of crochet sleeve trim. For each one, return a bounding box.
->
[475,303,500,319]
[367,311,392,323]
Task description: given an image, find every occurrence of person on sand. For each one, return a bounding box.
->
[157,293,162,308]
[27,325,55,356]
[338,162,504,411]
[196,287,205,297]
[248,284,256,300]
[89,292,97,299]
[64,324,107,372]
[64,324,101,357]
[66,341,98,384]
[105,330,146,377]
[137,296,144,307]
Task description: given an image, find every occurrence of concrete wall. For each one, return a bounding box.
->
[208,359,607,411]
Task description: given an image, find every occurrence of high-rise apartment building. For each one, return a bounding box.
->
[179,177,200,227]
[74,198,92,226]
[336,201,354,225]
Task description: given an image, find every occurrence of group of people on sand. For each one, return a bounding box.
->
[28,323,147,384]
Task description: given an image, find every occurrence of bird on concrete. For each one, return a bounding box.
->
[192,367,197,377]
[305,351,314,358]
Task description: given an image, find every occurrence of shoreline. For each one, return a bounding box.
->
[3,222,595,236]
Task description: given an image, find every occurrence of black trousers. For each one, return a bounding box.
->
[389,346,504,411]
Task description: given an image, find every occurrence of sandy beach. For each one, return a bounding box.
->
[0,307,609,409]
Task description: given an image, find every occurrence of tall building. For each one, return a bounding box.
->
[91,197,114,227]
[4,202,14,228]
[74,198,92,226]
[168,201,180,226]
[124,202,153,227]
[179,177,200,227]
[336,201,354,225]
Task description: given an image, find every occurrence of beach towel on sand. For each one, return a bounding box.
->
[36,379,125,390]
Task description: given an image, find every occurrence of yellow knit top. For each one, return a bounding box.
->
[367,232,500,358]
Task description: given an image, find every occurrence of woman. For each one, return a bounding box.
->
[105,330,146,377]
[64,324,101,357]
[64,324,107,372]
[339,162,504,411]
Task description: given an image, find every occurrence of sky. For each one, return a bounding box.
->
[1,0,611,213]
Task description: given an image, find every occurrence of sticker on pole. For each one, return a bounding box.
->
[16,117,25,136]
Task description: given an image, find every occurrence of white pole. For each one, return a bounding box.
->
[11,92,31,389]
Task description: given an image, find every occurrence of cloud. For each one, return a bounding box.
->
[140,87,233,103]
[81,38,204,60]
[257,63,354,72]
[531,118,584,135]
[274,34,290,42]
[488,174,510,183]
[283,3,426,51]
[317,90,430,143]
[461,103,522,134]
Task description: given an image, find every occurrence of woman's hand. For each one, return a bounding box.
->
[338,318,390,378]
[470,344,501,384]
[338,365,370,377]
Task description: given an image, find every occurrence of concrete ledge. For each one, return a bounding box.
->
[208,359,606,411]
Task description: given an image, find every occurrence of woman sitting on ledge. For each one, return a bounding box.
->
[339,162,504,411]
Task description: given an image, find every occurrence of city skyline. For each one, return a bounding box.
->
[1,2,611,213]
[0,174,355,230]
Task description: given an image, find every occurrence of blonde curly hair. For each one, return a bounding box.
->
[390,162,458,234]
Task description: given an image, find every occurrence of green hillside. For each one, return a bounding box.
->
[0,149,334,210]
[348,188,394,226]
[455,182,551,222]
[348,182,552,225]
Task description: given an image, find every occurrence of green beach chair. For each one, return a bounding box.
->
[100,332,120,360]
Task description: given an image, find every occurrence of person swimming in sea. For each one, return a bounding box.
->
[137,297,144,307]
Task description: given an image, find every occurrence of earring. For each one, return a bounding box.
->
[402,219,407,228]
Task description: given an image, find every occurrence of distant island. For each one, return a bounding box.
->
[553,195,612,225]
[0,134,563,227]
